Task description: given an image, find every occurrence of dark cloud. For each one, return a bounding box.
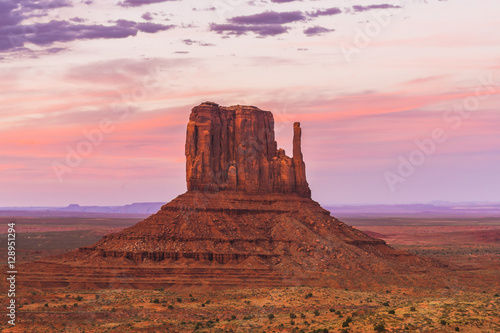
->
[303,26,334,36]
[0,0,73,26]
[352,4,401,12]
[45,46,66,53]
[141,12,153,21]
[31,21,138,44]
[7,45,68,59]
[182,39,214,46]
[0,0,175,53]
[136,22,173,33]
[117,0,176,7]
[20,0,72,10]
[228,11,306,25]
[210,23,289,37]
[115,19,136,27]
[0,1,23,28]
[0,19,174,52]
[210,10,304,37]
[307,7,342,18]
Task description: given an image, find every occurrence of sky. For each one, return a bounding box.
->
[1,0,499,206]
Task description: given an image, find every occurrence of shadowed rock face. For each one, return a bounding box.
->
[186,102,311,197]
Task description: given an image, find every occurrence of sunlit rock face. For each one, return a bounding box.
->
[185,102,310,197]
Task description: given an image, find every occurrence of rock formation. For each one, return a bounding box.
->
[18,102,444,290]
[185,102,310,196]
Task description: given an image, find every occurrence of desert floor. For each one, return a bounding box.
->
[1,215,499,333]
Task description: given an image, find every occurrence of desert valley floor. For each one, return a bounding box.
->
[1,214,499,333]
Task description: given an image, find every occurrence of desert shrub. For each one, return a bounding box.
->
[410,306,416,312]
[300,313,306,319]
[194,322,202,329]
[152,298,160,304]
[231,315,236,320]
[268,313,275,320]
[455,328,460,332]
[440,320,447,325]
[345,316,352,323]
[201,303,205,307]
[494,294,499,297]
[374,323,386,332]
[44,303,48,307]
[342,321,349,327]
[305,292,313,299]
[176,298,182,303]
[335,310,341,315]
[329,308,335,312]
[290,320,295,325]
[313,309,320,316]
[168,305,173,309]
[290,313,297,319]
[382,301,390,306]
[388,310,395,315]
[75,296,83,302]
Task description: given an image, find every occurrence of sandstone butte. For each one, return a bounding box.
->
[19,102,447,290]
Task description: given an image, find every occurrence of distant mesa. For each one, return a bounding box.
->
[19,102,445,290]
[57,202,164,215]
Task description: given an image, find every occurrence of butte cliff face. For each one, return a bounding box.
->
[19,102,443,290]
[185,102,310,197]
